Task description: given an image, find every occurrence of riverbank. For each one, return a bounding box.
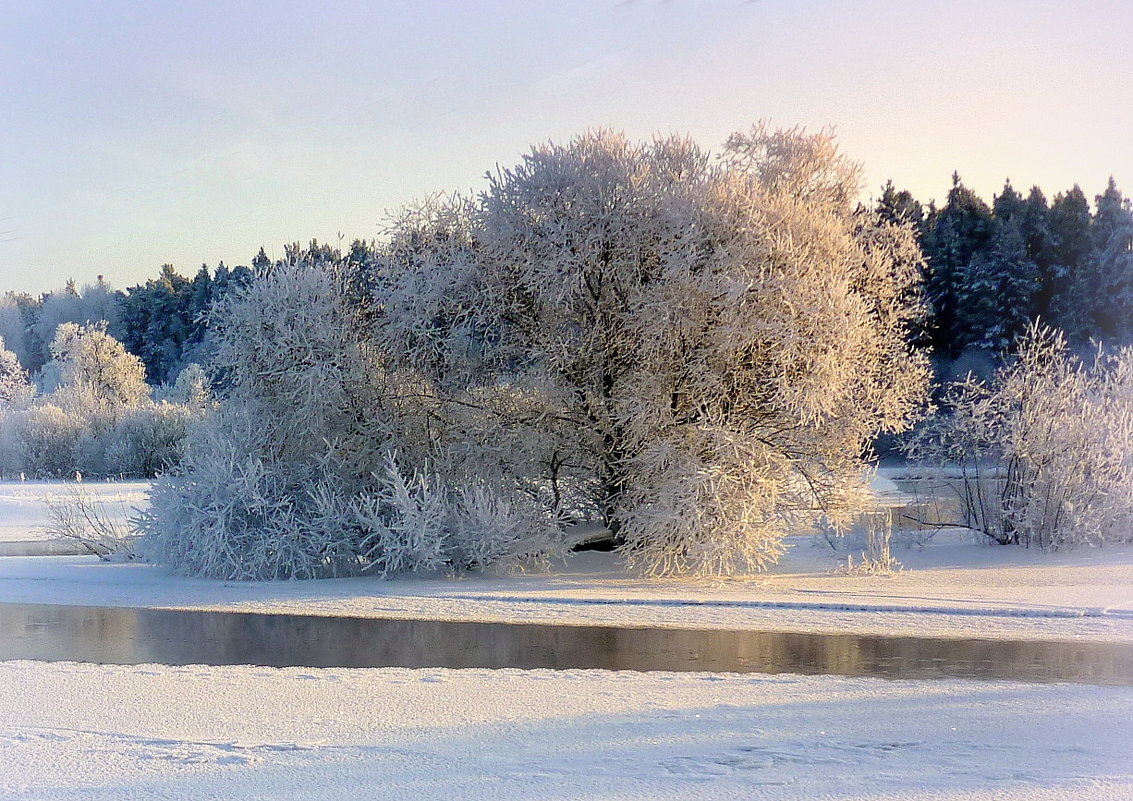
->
[2,533,1132,643]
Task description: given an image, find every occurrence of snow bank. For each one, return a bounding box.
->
[1,481,1132,642]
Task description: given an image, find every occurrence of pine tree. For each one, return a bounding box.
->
[956,220,1038,351]
[1019,187,1057,321]
[876,180,925,229]
[992,179,1026,224]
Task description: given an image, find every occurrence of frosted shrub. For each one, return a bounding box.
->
[139,407,347,579]
[906,325,1133,548]
[104,402,197,478]
[165,363,213,409]
[140,261,563,579]
[378,127,930,575]
[44,482,141,561]
[14,403,90,478]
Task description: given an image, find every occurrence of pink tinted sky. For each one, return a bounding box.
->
[1,0,1129,294]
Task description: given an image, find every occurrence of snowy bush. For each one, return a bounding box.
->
[12,403,84,478]
[43,482,142,561]
[104,402,197,478]
[139,260,565,579]
[375,126,931,575]
[163,363,213,409]
[906,324,1133,548]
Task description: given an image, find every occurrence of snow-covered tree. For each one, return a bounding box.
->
[0,295,32,371]
[163,363,213,409]
[6,324,169,478]
[41,322,149,411]
[0,336,32,408]
[955,220,1038,351]
[0,336,34,477]
[376,126,931,575]
[31,278,121,371]
[1082,178,1133,341]
[924,174,996,357]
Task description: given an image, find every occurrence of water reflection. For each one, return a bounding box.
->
[0,603,1129,685]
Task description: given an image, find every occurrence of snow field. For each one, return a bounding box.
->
[2,661,1132,800]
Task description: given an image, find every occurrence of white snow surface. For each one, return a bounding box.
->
[0,480,148,542]
[2,660,1131,800]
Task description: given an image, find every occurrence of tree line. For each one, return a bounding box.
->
[877,174,1133,361]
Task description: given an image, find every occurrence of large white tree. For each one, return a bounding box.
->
[375,126,931,575]
[142,125,931,579]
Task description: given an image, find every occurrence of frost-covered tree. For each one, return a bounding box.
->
[0,336,34,476]
[377,126,931,575]
[0,294,32,371]
[31,278,121,371]
[956,219,1038,351]
[906,324,1133,548]
[0,336,32,408]
[1046,185,1094,335]
[41,322,149,412]
[7,323,160,478]
[876,180,925,229]
[1081,178,1133,341]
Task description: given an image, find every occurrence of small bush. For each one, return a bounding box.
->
[906,324,1133,548]
[44,482,142,561]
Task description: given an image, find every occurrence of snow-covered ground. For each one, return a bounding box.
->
[2,660,1131,800]
[0,480,148,542]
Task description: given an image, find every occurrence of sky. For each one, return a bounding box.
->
[1,0,1130,296]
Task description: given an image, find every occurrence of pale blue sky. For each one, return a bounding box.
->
[1,0,1130,294]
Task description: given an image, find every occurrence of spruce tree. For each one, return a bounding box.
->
[925,173,995,356]
[1082,178,1133,340]
[1020,187,1056,321]
[1047,185,1092,334]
